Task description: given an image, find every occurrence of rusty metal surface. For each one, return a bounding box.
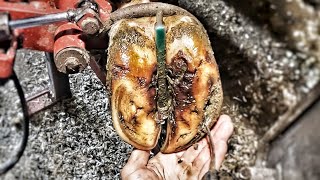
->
[54,0,78,10]
[78,16,100,35]
[95,0,112,22]
[0,0,112,52]
[0,1,62,52]
[0,0,112,81]
[0,1,61,18]
[0,35,17,79]
[53,23,89,74]
[0,60,14,80]
[54,47,90,74]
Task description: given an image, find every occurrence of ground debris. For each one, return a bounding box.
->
[1,0,320,179]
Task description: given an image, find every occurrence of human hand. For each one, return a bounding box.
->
[121,115,234,180]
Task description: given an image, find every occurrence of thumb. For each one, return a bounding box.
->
[121,149,150,178]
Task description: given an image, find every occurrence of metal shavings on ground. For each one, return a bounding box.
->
[1,0,320,179]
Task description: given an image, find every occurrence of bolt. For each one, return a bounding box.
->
[65,56,81,74]
[80,17,100,35]
[54,47,90,74]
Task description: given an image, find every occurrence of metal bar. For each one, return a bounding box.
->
[89,56,106,85]
[45,52,72,101]
[110,2,194,22]
[8,11,74,29]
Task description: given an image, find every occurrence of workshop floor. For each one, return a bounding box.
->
[268,99,320,180]
[1,50,132,179]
